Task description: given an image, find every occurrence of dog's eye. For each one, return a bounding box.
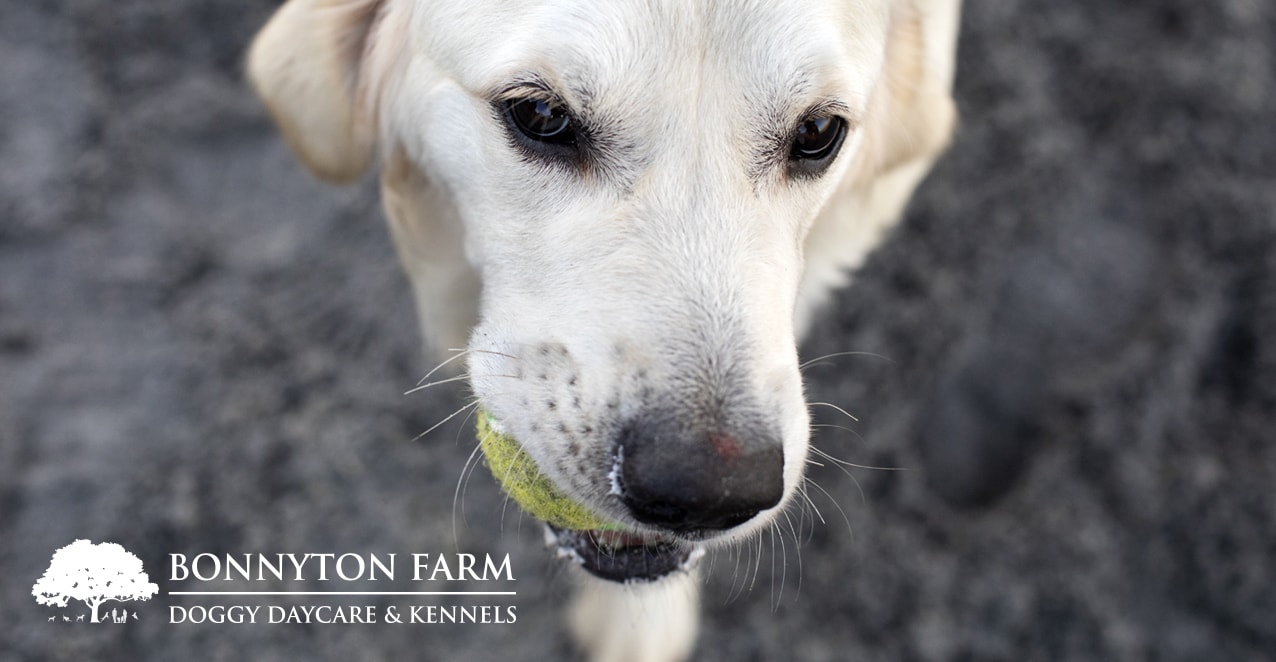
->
[505,98,576,145]
[789,115,847,175]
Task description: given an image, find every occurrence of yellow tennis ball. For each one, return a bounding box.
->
[477,410,617,531]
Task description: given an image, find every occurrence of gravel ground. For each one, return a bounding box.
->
[1,1,1273,660]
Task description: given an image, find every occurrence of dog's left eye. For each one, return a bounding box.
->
[789,115,847,174]
[505,98,577,146]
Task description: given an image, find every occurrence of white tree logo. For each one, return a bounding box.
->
[32,539,158,623]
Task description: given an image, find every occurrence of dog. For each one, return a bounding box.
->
[249,1,959,660]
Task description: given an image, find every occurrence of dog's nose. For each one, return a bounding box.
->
[617,417,784,532]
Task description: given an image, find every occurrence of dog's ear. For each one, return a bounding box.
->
[247,0,394,183]
[853,1,960,183]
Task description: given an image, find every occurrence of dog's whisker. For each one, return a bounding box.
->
[796,483,826,526]
[811,446,868,506]
[498,451,538,537]
[407,371,522,397]
[810,422,867,444]
[773,522,789,611]
[460,446,488,528]
[748,529,764,594]
[404,373,472,395]
[808,401,859,422]
[466,348,522,361]
[412,399,481,442]
[737,534,758,602]
[515,500,528,536]
[723,541,741,604]
[768,525,777,609]
[791,488,810,543]
[453,398,485,445]
[804,476,852,537]
[452,437,486,552]
[454,403,490,530]
[416,350,471,387]
[789,492,808,549]
[498,492,514,537]
[809,445,904,472]
[725,539,746,604]
[798,350,894,371]
[801,493,817,544]
[781,509,804,599]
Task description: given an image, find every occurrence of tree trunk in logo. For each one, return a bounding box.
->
[87,598,111,623]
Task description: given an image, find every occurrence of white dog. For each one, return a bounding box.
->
[249,1,958,659]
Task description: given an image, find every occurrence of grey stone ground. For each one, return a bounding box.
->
[1,1,1273,660]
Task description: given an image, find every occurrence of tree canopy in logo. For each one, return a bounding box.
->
[32,539,159,623]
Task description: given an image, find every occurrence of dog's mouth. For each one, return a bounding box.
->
[547,525,705,583]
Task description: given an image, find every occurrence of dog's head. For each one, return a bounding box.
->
[249,0,955,582]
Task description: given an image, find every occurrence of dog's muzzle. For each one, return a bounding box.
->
[547,526,705,583]
[549,412,784,583]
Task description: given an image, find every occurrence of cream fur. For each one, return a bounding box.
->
[248,2,960,659]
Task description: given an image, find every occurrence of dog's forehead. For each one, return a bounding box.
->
[415,0,890,112]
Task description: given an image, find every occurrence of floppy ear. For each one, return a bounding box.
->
[853,0,960,183]
[247,0,387,183]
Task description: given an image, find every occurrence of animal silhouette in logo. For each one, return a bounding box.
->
[32,540,158,623]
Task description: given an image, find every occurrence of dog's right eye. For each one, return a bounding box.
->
[504,98,577,146]
[788,115,847,177]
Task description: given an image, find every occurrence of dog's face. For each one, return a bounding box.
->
[250,0,950,582]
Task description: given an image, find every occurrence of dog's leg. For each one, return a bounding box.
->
[568,571,700,662]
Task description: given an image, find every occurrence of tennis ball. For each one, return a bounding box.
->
[477,410,618,531]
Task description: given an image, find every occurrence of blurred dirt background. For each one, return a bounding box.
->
[1,1,1273,660]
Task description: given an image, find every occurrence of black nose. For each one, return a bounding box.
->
[617,417,785,532]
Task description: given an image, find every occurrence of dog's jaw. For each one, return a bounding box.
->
[548,526,707,583]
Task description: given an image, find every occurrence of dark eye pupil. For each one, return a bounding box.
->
[508,98,573,143]
[791,116,843,160]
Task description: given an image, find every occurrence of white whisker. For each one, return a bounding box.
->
[804,476,852,537]
[404,373,472,395]
[726,540,746,604]
[809,445,905,472]
[748,530,764,594]
[809,401,859,422]
[796,483,826,526]
[799,350,893,371]
[773,522,788,611]
[810,422,867,444]
[412,399,481,442]
[415,350,471,387]
[452,438,486,552]
[466,347,522,360]
[782,509,804,598]
[810,447,867,505]
[453,403,490,532]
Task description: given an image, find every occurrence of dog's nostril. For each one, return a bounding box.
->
[617,420,784,533]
